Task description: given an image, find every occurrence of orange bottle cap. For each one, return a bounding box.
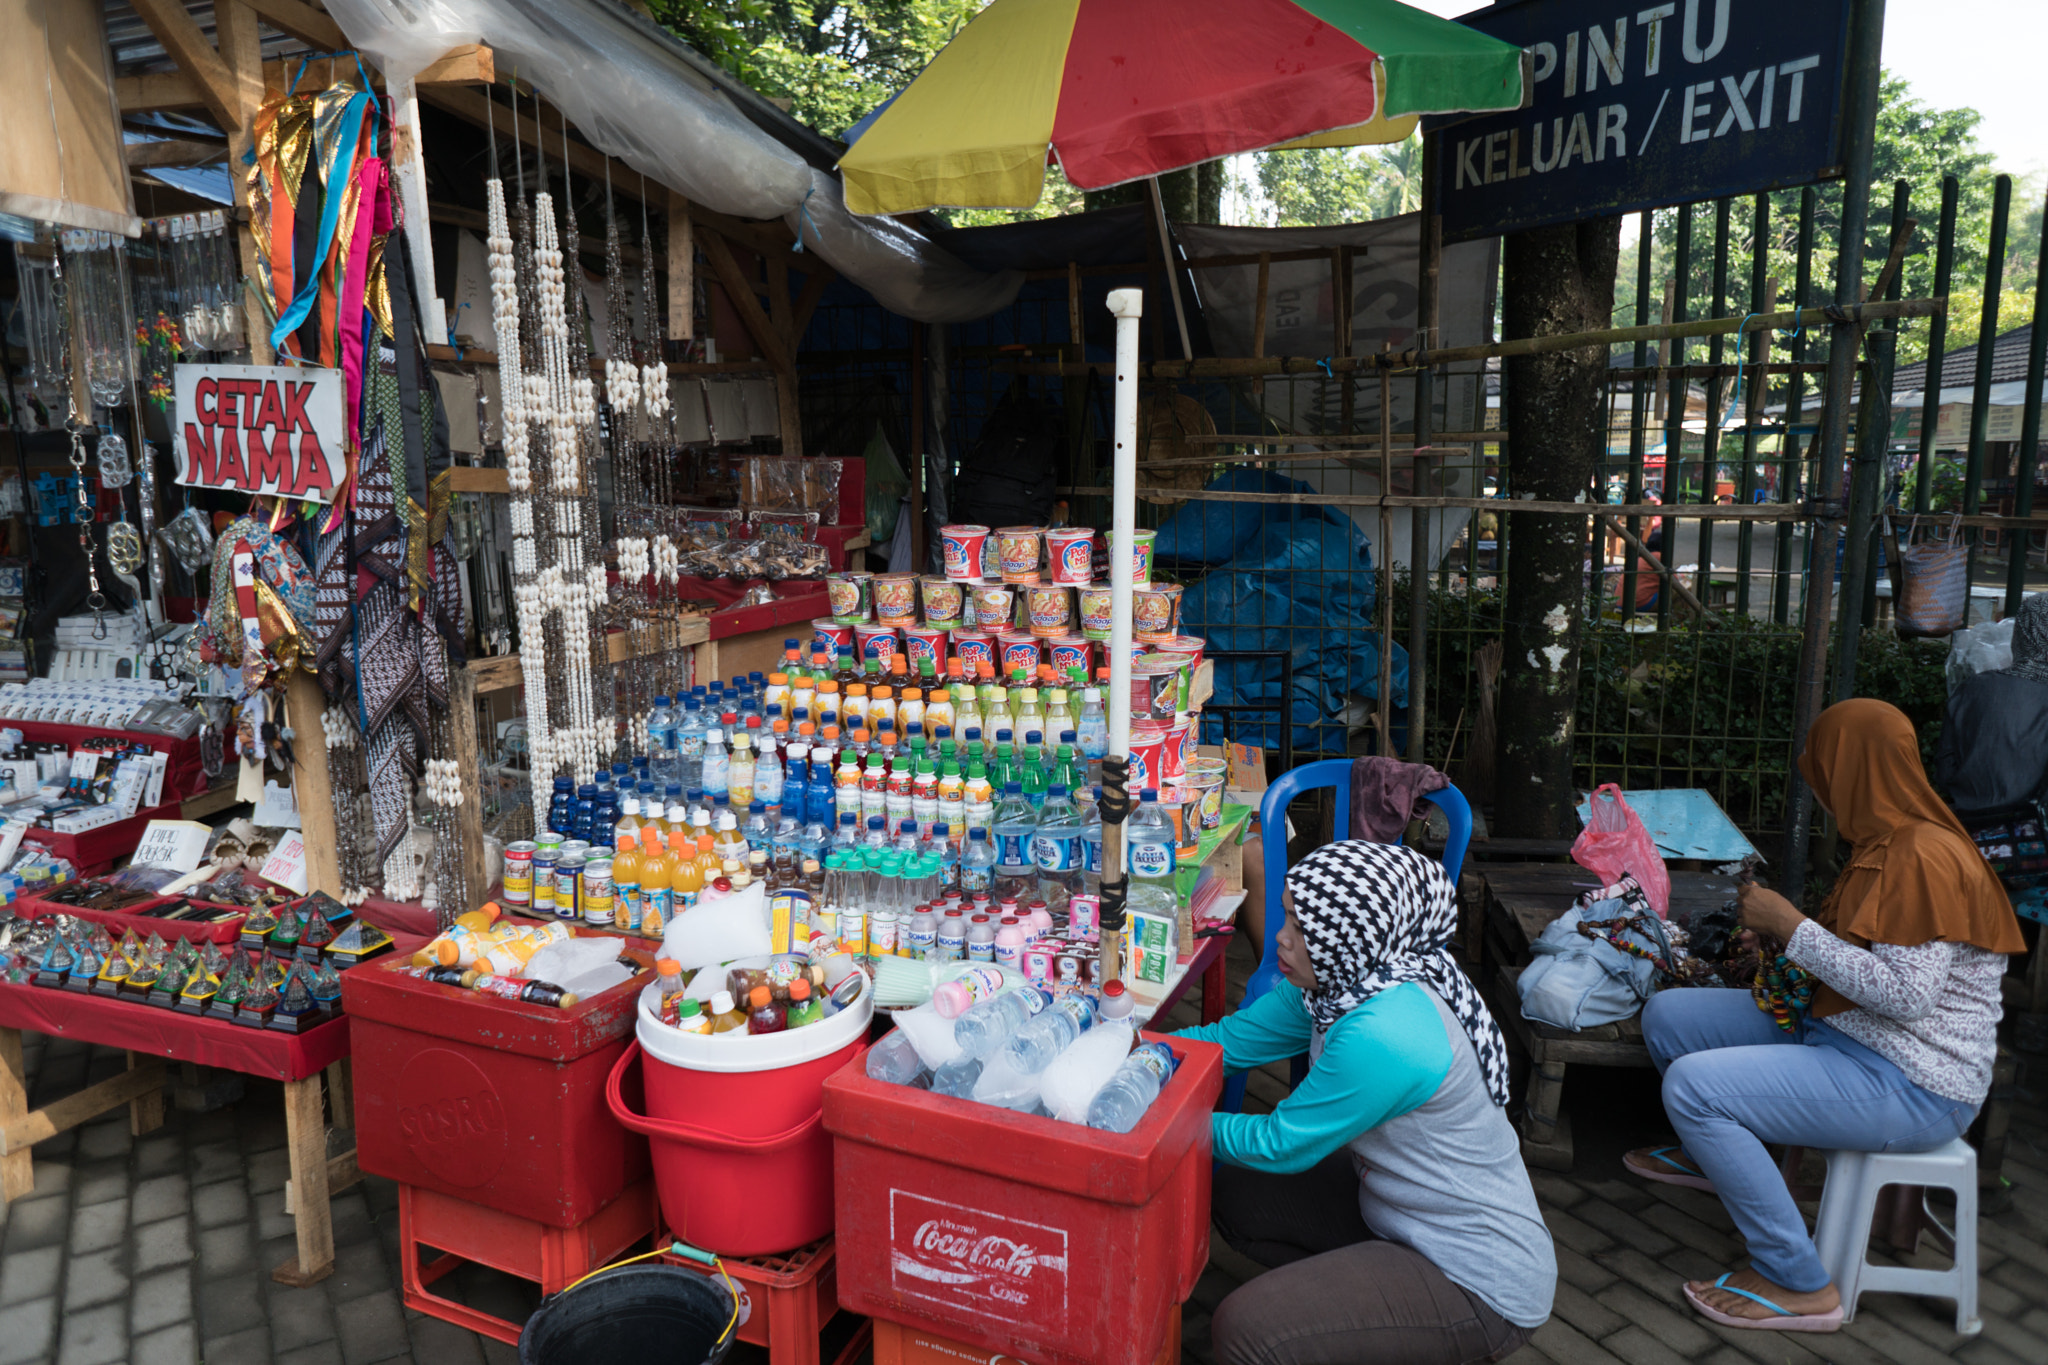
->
[872,686,891,699]
[819,680,838,693]
[848,683,867,697]
[903,688,921,701]
[618,832,636,851]
[749,986,772,1008]
[656,958,681,977]
[854,728,870,742]
[768,672,787,685]
[790,978,812,1001]
[798,721,816,735]
[822,725,841,740]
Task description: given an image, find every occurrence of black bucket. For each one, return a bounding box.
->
[518,1263,737,1365]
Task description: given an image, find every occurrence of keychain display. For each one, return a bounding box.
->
[63,231,135,410]
[97,432,132,487]
[14,248,67,409]
[106,521,146,577]
[158,506,214,574]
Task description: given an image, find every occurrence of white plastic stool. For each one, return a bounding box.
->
[1812,1138,1980,1335]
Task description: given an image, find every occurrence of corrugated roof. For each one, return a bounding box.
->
[1891,323,2039,393]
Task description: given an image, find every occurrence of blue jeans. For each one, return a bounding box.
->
[1641,989,1977,1292]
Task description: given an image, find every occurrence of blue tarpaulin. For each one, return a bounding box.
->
[1160,469,1407,755]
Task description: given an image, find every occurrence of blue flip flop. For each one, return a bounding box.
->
[1624,1145,1716,1192]
[1683,1274,1843,1332]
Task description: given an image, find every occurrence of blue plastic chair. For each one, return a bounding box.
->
[1218,760,1473,1113]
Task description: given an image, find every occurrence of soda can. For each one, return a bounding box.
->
[531,845,559,914]
[555,853,586,922]
[582,860,615,928]
[502,841,536,906]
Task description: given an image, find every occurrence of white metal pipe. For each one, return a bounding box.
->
[1106,287,1143,762]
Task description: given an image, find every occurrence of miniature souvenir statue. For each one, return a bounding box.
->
[234,977,279,1028]
[175,962,220,1015]
[124,932,169,994]
[239,904,279,956]
[326,917,394,969]
[267,964,319,1033]
[64,928,105,993]
[308,959,343,1017]
[216,952,251,1013]
[32,936,75,989]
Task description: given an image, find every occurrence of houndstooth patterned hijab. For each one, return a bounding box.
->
[1286,840,1512,1107]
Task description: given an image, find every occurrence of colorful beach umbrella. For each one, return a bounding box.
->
[839,0,1527,216]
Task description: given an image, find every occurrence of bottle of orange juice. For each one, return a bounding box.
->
[671,828,706,912]
[612,831,644,934]
[639,830,673,934]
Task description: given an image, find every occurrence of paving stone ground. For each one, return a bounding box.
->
[1,929,2041,1364]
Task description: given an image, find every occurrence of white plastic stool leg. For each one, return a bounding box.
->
[1813,1150,1876,1319]
[1812,1140,1979,1336]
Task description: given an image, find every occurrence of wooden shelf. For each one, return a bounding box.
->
[468,618,711,695]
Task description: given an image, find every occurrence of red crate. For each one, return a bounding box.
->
[657,1233,871,1365]
[398,1179,658,1346]
[821,1032,1221,1365]
[873,1306,1179,1365]
[342,944,653,1228]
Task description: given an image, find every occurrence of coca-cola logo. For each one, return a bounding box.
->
[890,1190,1068,1327]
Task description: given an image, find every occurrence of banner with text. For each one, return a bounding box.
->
[1431,0,1855,242]
[173,363,345,502]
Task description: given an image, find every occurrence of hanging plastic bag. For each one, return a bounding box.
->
[1897,515,1969,638]
[1571,784,1670,918]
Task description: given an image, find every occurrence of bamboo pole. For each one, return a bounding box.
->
[1377,360,1395,753]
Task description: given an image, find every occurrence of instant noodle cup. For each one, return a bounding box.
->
[1077,582,1115,640]
[855,623,899,664]
[825,571,872,625]
[1130,658,1182,721]
[1187,755,1228,832]
[1047,636,1091,678]
[971,583,1016,630]
[951,630,995,674]
[996,526,1043,584]
[811,619,854,658]
[904,624,948,669]
[1128,720,1172,798]
[1025,583,1073,632]
[919,576,965,625]
[1045,527,1095,585]
[1105,527,1157,588]
[999,632,1042,676]
[941,524,989,582]
[1162,714,1190,790]
[1132,585,1176,637]
[1159,634,1206,670]
[873,573,920,627]
[1143,651,1197,713]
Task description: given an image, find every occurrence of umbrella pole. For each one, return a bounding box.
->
[1102,286,1145,989]
[1147,178,1195,360]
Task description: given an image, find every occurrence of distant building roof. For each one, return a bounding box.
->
[1892,323,2039,393]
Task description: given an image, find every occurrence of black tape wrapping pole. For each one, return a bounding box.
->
[1097,753,1132,947]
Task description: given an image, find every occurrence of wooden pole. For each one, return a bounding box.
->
[1377,359,1395,754]
[910,323,926,573]
[1147,178,1194,360]
[667,189,694,346]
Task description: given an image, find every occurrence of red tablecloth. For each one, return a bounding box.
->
[11,721,209,802]
[0,980,351,1081]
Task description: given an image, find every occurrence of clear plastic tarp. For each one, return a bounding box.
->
[322,0,1023,323]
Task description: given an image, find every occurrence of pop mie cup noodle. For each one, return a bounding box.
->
[951,630,995,673]
[872,573,920,627]
[1128,721,1172,796]
[999,632,1042,676]
[919,576,965,625]
[971,583,1016,630]
[811,619,854,658]
[941,524,989,582]
[825,571,872,625]
[1047,636,1091,677]
[904,624,948,668]
[855,623,899,664]
[1025,583,1074,632]
[1077,582,1114,640]
[1188,755,1228,832]
[1045,527,1095,585]
[1106,527,1157,587]
[996,526,1043,584]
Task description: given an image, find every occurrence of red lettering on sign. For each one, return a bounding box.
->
[215,382,241,428]
[182,423,217,484]
[255,380,286,433]
[214,424,247,488]
[247,427,296,494]
[297,433,333,498]
[239,379,267,429]
[194,377,218,423]
[283,381,315,433]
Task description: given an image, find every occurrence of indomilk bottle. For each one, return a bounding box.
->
[1087,1041,1177,1132]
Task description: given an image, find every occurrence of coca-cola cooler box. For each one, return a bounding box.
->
[342,942,654,1227]
[821,1031,1221,1365]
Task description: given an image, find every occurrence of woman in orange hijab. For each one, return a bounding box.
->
[1627,699,2022,1332]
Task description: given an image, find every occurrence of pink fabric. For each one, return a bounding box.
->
[327,156,390,532]
[1348,757,1450,844]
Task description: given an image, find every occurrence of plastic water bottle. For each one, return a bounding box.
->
[743,801,772,851]
[755,734,784,815]
[1086,1041,1178,1132]
[953,985,1052,1058]
[1080,787,1103,895]
[960,827,996,895]
[1126,788,1177,914]
[930,1055,984,1098]
[546,776,574,837]
[1003,993,1096,1074]
[645,695,677,786]
[572,784,598,842]
[700,728,729,803]
[1077,687,1108,762]
[674,698,706,792]
[1031,785,1083,895]
[865,1029,928,1087]
[992,782,1036,883]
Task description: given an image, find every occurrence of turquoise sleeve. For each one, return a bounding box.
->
[1206,982,1454,1173]
[1177,978,1314,1072]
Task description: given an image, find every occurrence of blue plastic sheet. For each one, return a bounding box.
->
[1161,473,1408,756]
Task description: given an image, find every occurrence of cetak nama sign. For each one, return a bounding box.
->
[173,363,344,502]
[1430,0,1854,243]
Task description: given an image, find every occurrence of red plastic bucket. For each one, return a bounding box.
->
[606,1040,864,1257]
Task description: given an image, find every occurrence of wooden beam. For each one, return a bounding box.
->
[242,0,346,50]
[213,1,270,363]
[272,1072,333,1286]
[118,45,493,114]
[285,670,341,897]
[669,191,695,341]
[128,0,239,126]
[0,1031,29,1199]
[699,230,793,371]
[0,1059,166,1155]
[792,261,837,343]
[447,465,510,494]
[468,618,712,694]
[417,44,495,86]
[447,662,488,910]
[124,139,229,169]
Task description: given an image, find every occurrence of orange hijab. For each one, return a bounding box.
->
[1798,698,2024,1017]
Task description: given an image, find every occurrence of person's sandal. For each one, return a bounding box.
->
[1683,1275,1842,1332]
[1624,1145,1716,1192]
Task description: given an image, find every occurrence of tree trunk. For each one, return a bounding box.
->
[1083,164,1221,223]
[1494,218,1622,838]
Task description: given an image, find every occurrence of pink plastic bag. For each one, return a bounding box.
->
[1572,785,1671,918]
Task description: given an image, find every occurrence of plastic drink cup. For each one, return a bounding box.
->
[1045,527,1094,585]
[941,524,989,582]
[811,619,854,658]
[1077,583,1115,641]
[826,572,872,625]
[1105,528,1157,588]
[996,526,1043,584]
[971,584,1015,631]
[920,576,965,625]
[1025,583,1073,632]
[872,573,919,627]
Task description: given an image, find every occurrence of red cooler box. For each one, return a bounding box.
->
[822,1031,1222,1365]
[343,947,654,1228]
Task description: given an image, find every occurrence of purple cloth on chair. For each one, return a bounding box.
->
[1349,757,1450,844]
